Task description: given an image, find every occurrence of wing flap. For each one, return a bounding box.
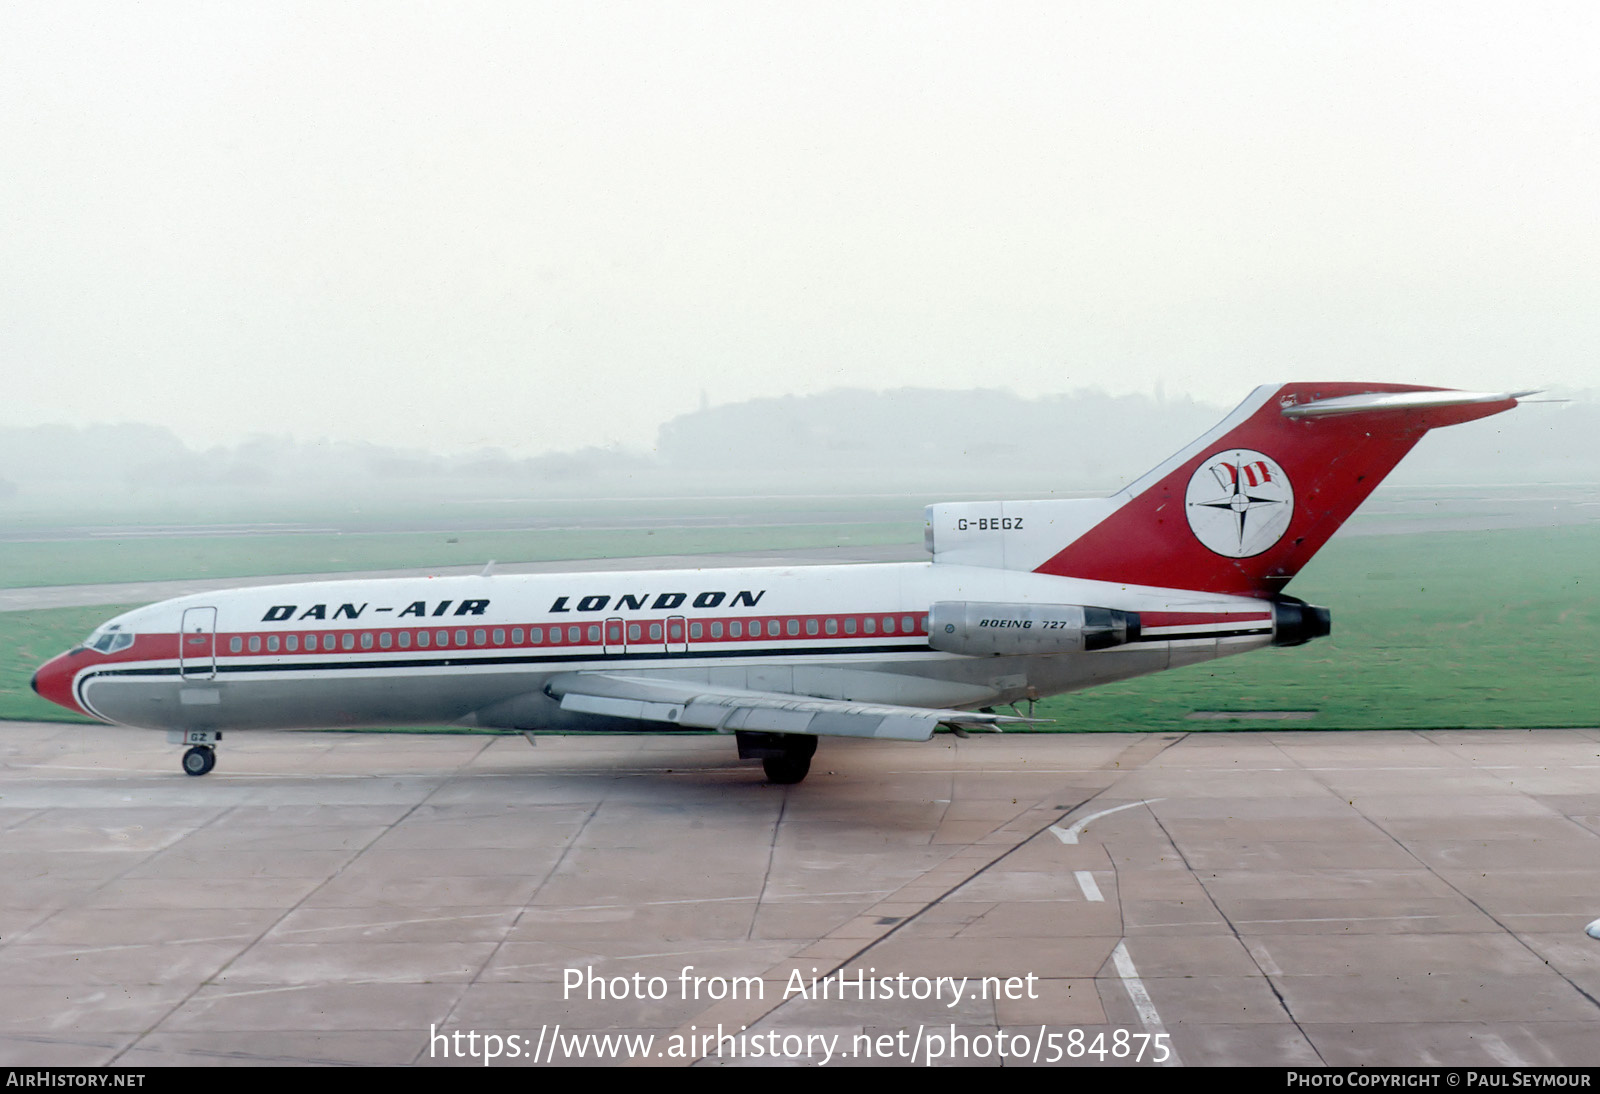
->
[557,692,688,725]
[546,672,1039,742]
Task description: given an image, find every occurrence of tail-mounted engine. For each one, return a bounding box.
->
[927,602,1139,657]
[1270,596,1332,647]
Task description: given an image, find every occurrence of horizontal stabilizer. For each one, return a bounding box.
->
[545,672,1044,742]
[1280,389,1537,419]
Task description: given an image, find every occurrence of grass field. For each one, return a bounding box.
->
[4,522,1595,731]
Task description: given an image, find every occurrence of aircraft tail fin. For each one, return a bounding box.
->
[924,383,1526,597]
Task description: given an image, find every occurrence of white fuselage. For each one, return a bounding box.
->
[58,561,1277,734]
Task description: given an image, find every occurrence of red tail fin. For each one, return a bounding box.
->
[1032,383,1524,597]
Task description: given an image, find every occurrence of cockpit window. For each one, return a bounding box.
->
[84,625,134,654]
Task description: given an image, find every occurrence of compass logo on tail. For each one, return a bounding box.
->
[1184,449,1294,558]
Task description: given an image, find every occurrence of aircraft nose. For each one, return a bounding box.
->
[32,650,88,717]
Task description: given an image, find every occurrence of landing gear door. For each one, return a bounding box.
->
[180,607,217,680]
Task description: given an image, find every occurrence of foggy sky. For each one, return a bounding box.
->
[4,2,1598,457]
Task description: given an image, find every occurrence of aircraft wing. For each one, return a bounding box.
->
[544,672,1042,742]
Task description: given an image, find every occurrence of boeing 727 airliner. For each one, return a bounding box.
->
[32,383,1526,783]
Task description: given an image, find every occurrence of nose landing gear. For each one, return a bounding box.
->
[168,730,222,776]
[181,745,216,776]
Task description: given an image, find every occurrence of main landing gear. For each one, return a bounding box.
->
[736,731,818,785]
[168,730,222,776]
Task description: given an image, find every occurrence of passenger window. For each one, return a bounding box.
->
[248,636,261,653]
[902,616,914,633]
[456,630,469,647]
[786,619,799,636]
[474,629,486,646]
[669,622,683,641]
[883,617,896,634]
[730,621,741,638]
[628,623,641,641]
[418,631,431,648]
[437,630,449,646]
[805,618,818,636]
[398,632,411,648]
[229,637,242,653]
[710,622,723,638]
[863,618,876,634]
[530,627,542,644]
[343,633,356,650]
[689,622,702,639]
[379,632,392,649]
[493,629,504,645]
[845,618,857,635]
[568,626,580,643]
[268,635,280,652]
[512,628,523,644]
[649,623,662,641]
[825,618,837,635]
[360,633,373,649]
[768,620,781,637]
[547,627,559,644]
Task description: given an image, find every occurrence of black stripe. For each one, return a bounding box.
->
[1131,627,1271,643]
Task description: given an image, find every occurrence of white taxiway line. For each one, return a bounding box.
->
[1110,940,1183,1068]
[1074,870,1104,902]
[1237,914,1440,925]
[1050,799,1164,844]
[276,912,508,937]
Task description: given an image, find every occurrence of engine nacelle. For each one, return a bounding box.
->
[1270,596,1332,647]
[927,602,1139,657]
